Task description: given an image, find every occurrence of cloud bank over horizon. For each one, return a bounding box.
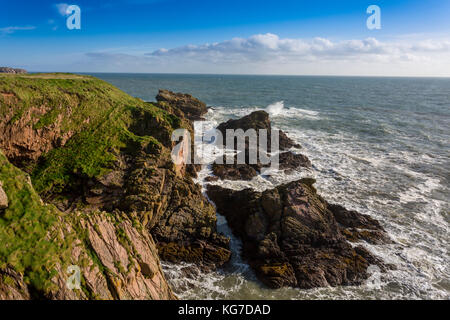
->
[80,33,450,76]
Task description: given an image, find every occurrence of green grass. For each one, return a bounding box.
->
[0,73,183,196]
[0,151,72,292]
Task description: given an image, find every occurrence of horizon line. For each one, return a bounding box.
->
[27,71,450,79]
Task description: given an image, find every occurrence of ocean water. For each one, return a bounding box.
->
[91,73,450,300]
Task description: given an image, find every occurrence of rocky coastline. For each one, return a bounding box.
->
[0,73,391,299]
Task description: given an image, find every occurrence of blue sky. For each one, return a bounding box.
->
[1,0,450,75]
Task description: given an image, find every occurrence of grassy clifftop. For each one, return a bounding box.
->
[0,73,181,196]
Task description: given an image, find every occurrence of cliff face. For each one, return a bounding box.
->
[0,151,174,299]
[0,74,229,299]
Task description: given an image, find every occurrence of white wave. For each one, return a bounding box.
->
[207,103,321,122]
[399,177,441,204]
[266,101,285,116]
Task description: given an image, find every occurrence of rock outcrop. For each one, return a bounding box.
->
[0,67,27,74]
[217,110,300,151]
[212,151,312,181]
[211,110,310,181]
[156,89,208,121]
[207,179,390,289]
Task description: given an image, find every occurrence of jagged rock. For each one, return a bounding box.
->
[156,89,208,121]
[217,110,300,151]
[329,204,392,245]
[211,111,308,181]
[0,67,27,74]
[119,150,231,270]
[278,151,311,170]
[0,181,7,209]
[207,179,390,289]
[76,211,176,300]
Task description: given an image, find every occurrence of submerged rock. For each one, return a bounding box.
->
[207,179,390,289]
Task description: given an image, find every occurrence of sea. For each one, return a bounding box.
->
[90,73,449,300]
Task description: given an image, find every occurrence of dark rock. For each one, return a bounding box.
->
[278,151,312,170]
[328,204,392,245]
[217,111,300,151]
[207,179,390,289]
[156,89,208,121]
[204,176,219,182]
[211,151,311,181]
[212,154,261,181]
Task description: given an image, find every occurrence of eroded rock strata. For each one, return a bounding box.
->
[207,179,390,289]
[0,151,175,299]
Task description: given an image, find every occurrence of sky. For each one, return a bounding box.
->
[1,0,450,76]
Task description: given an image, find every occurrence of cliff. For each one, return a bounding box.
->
[0,73,229,299]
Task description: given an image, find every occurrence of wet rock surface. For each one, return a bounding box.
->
[212,151,312,181]
[207,179,390,289]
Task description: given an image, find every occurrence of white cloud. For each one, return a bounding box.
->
[145,33,450,63]
[82,33,450,76]
[0,26,36,35]
[55,3,69,16]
